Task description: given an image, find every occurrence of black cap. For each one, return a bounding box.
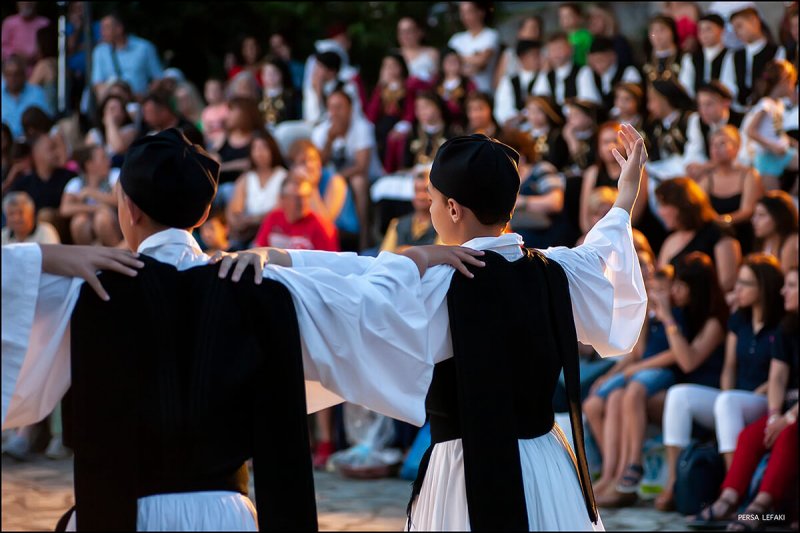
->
[589,36,615,54]
[566,98,601,124]
[120,128,220,229]
[316,51,342,72]
[698,13,725,28]
[697,80,734,101]
[516,39,541,57]
[429,134,521,224]
[651,79,694,110]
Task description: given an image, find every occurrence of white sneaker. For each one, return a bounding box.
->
[45,435,72,460]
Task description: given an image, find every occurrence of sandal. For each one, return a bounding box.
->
[726,502,767,532]
[615,464,644,494]
[686,497,737,530]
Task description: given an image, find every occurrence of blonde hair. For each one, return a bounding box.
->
[588,186,618,213]
[710,124,741,148]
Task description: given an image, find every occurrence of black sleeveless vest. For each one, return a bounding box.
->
[699,110,745,157]
[66,257,317,531]
[547,64,580,104]
[510,73,539,111]
[592,64,627,111]
[733,43,779,106]
[408,250,597,531]
[691,48,729,93]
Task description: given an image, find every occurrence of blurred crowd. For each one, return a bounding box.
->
[1,1,798,529]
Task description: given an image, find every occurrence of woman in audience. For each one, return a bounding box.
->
[561,98,599,178]
[288,139,359,251]
[85,94,137,167]
[752,190,799,272]
[580,121,647,233]
[396,16,440,85]
[225,131,288,250]
[259,57,300,128]
[611,82,647,135]
[657,254,785,511]
[656,177,741,292]
[447,0,500,93]
[365,52,416,165]
[386,90,452,173]
[698,126,764,256]
[520,95,569,169]
[587,251,728,507]
[643,15,682,84]
[227,35,264,87]
[212,96,264,205]
[691,265,798,531]
[492,15,542,90]
[464,91,501,138]
[435,47,476,133]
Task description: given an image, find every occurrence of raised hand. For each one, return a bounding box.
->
[611,123,648,215]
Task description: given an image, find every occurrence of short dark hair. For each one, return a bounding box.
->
[730,7,760,23]
[546,31,570,45]
[143,88,177,116]
[73,145,103,173]
[327,88,353,107]
[21,106,54,138]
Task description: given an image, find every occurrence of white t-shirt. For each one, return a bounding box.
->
[311,117,385,181]
[63,172,119,205]
[739,97,789,163]
[448,28,500,92]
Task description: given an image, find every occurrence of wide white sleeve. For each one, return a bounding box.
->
[539,207,647,356]
[286,249,376,275]
[576,66,601,104]
[262,252,433,426]
[2,244,82,429]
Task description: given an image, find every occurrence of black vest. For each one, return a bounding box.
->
[699,110,745,157]
[647,111,692,162]
[510,72,539,111]
[408,250,597,531]
[547,64,580,104]
[592,65,627,111]
[66,257,317,531]
[733,43,779,106]
[691,48,729,93]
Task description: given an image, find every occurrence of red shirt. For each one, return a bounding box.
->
[254,209,339,251]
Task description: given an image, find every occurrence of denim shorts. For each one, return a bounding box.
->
[592,367,676,400]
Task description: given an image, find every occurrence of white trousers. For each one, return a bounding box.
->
[662,384,768,453]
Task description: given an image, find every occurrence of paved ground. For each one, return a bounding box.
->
[2,454,690,531]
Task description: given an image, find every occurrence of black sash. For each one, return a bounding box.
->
[510,73,538,111]
[547,64,579,103]
[734,43,779,106]
[691,49,728,93]
[592,65,626,110]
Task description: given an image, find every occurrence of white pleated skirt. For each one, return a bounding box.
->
[408,424,605,531]
[65,490,258,531]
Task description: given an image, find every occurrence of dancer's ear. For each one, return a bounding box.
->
[447,198,464,224]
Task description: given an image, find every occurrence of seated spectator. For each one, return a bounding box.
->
[576,37,641,115]
[91,13,163,100]
[690,265,798,530]
[86,94,137,167]
[663,1,701,54]
[28,25,58,114]
[610,82,646,135]
[60,144,121,247]
[365,53,416,164]
[739,60,798,191]
[447,1,500,93]
[684,82,745,181]
[211,96,263,204]
[141,88,203,145]
[173,80,205,132]
[642,15,682,85]
[1,136,32,196]
[658,254,785,511]
[396,16,440,86]
[259,57,300,129]
[380,168,439,252]
[679,14,732,99]
[253,178,338,251]
[1,122,12,182]
[268,31,304,91]
[226,35,264,87]
[288,139,358,251]
[199,212,230,256]
[1,190,59,244]
[384,90,453,173]
[225,131,288,249]
[518,95,569,168]
[493,16,543,91]
[7,134,76,242]
[201,78,229,149]
[644,79,695,179]
[580,121,647,233]
[311,89,383,249]
[2,54,52,139]
[533,32,580,107]
[1,2,50,68]
[590,251,728,507]
[587,4,634,70]
[435,47,476,133]
[561,98,599,177]
[304,50,363,125]
[20,106,68,168]
[696,126,763,255]
[657,177,742,292]
[751,190,799,271]
[558,3,594,67]
[464,91,501,138]
[494,39,543,129]
[225,70,260,101]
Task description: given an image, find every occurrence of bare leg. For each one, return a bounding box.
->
[93,207,123,247]
[622,381,648,467]
[313,408,335,469]
[596,389,624,494]
[583,395,606,450]
[655,445,681,510]
[70,213,94,245]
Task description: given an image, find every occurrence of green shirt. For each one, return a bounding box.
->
[569,29,594,67]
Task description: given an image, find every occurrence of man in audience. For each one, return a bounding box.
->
[303,50,363,125]
[141,88,203,143]
[534,32,581,108]
[1,2,50,66]
[679,14,733,98]
[1,190,60,245]
[494,40,543,128]
[576,36,642,113]
[1,55,52,139]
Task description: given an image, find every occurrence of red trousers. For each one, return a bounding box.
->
[722,414,798,501]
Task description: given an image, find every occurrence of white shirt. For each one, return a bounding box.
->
[407,50,438,83]
[720,39,786,111]
[311,116,385,180]
[576,64,642,105]
[679,44,728,98]
[738,96,790,164]
[242,167,287,217]
[533,62,575,106]
[448,28,500,93]
[683,112,712,166]
[494,69,539,125]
